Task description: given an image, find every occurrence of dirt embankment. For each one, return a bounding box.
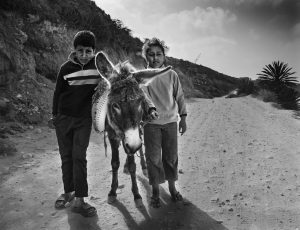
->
[0,96,299,230]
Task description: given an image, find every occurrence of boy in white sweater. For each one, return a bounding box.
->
[142,38,187,208]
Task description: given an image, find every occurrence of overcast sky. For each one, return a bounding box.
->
[95,0,300,79]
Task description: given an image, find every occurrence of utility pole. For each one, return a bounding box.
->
[194,52,201,64]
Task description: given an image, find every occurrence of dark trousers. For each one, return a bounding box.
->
[144,122,178,185]
[55,114,92,197]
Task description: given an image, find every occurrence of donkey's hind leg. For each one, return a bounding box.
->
[108,138,120,204]
[127,155,142,204]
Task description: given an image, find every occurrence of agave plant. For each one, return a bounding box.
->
[257,61,298,92]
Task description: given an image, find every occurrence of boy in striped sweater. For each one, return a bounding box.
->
[50,30,100,217]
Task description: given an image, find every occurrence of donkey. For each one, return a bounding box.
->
[92,52,171,204]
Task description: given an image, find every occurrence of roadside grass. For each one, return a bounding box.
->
[224,78,300,119]
[253,88,278,103]
[251,87,300,119]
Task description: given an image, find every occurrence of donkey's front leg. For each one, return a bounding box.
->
[139,147,148,177]
[108,139,120,204]
[127,155,142,203]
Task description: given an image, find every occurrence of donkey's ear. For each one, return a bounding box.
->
[95,51,115,79]
[122,60,137,73]
[133,65,172,85]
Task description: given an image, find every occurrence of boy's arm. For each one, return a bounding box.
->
[143,88,155,109]
[48,68,64,129]
[173,71,187,117]
[142,88,158,121]
[172,71,187,135]
[52,66,65,117]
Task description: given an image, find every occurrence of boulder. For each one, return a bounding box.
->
[0,138,17,156]
[0,97,10,115]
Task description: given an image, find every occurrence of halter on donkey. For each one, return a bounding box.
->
[92,52,171,204]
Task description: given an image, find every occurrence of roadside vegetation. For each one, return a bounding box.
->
[230,61,299,116]
[256,61,299,111]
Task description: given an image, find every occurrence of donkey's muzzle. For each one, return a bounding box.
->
[124,142,142,155]
[123,127,142,154]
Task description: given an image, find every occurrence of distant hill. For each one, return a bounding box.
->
[0,0,240,124]
[168,57,239,98]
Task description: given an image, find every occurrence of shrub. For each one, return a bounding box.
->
[237,77,254,95]
[255,89,278,103]
[0,0,37,15]
[257,61,298,91]
[277,87,299,110]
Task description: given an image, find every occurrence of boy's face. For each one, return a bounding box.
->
[75,45,95,65]
[146,45,165,68]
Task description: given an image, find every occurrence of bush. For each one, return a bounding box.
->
[277,86,298,101]
[255,89,278,103]
[237,77,254,95]
[277,87,299,110]
[0,0,37,15]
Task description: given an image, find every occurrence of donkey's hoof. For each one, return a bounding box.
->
[142,169,148,177]
[134,193,142,200]
[123,166,129,174]
[107,195,117,204]
[134,194,143,207]
[134,198,143,208]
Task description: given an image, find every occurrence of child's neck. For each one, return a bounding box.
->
[148,64,165,69]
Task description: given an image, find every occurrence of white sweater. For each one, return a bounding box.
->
[142,69,187,125]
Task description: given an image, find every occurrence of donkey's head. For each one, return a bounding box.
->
[95,52,171,154]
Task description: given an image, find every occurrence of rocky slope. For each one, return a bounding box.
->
[0,0,239,127]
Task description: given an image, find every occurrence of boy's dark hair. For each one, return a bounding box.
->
[142,37,169,60]
[73,30,96,49]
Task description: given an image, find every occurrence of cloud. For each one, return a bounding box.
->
[137,6,237,44]
[96,0,300,78]
[224,0,284,7]
[167,36,237,75]
[248,29,260,41]
[97,0,169,16]
[293,23,300,37]
[96,1,237,37]
[164,7,236,35]
[96,1,239,75]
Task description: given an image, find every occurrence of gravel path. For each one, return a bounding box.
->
[0,96,299,230]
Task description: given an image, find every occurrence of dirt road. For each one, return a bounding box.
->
[0,96,299,230]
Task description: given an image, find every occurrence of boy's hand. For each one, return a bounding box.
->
[148,108,159,120]
[179,116,187,135]
[149,110,159,120]
[48,116,56,129]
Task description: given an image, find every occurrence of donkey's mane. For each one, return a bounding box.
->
[109,62,136,84]
[108,63,144,103]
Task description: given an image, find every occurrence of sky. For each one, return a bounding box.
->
[95,0,300,79]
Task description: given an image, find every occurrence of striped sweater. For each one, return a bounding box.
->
[52,52,102,118]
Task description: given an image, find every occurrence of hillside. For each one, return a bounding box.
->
[0,0,239,125]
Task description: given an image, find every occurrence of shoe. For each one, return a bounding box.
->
[55,192,75,209]
[171,191,183,202]
[71,202,97,217]
[150,196,161,208]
